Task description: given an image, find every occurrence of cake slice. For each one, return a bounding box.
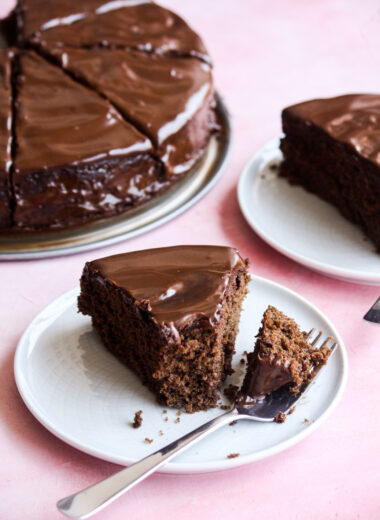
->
[240,306,331,399]
[0,49,13,229]
[280,94,380,250]
[40,46,216,176]
[78,245,250,412]
[13,51,164,230]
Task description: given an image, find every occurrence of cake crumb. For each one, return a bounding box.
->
[144,437,153,444]
[229,420,237,426]
[274,412,286,423]
[159,430,164,436]
[269,163,278,172]
[132,410,143,429]
[240,359,245,364]
[174,417,180,423]
[164,416,168,422]
[243,350,248,356]
[176,411,181,416]
[162,410,167,414]
[220,405,230,411]
[224,384,239,402]
[304,418,309,423]
[288,407,296,415]
[227,453,240,459]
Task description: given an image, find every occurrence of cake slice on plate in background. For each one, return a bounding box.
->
[78,245,250,413]
[280,94,380,250]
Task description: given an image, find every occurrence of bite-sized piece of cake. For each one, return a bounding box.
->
[240,306,331,399]
[43,46,216,176]
[13,51,165,230]
[0,50,13,229]
[19,0,210,62]
[78,246,250,413]
[280,94,380,250]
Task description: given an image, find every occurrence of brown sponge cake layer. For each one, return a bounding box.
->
[78,246,250,412]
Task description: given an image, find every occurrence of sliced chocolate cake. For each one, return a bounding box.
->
[280,94,380,250]
[240,306,331,399]
[0,0,217,231]
[13,51,163,230]
[42,46,216,175]
[0,50,13,229]
[78,246,250,412]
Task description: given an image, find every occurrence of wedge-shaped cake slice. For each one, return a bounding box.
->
[0,49,13,229]
[280,94,380,250]
[241,306,331,399]
[78,246,250,412]
[13,50,163,230]
[43,46,215,175]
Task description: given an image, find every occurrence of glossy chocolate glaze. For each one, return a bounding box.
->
[17,0,112,38]
[0,1,216,231]
[29,1,209,62]
[48,46,214,175]
[14,51,152,172]
[0,49,12,228]
[285,94,380,166]
[89,246,247,329]
[13,154,165,229]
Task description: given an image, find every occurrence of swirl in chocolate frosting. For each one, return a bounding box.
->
[90,245,247,329]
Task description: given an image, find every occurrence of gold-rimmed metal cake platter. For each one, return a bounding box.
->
[0,94,231,260]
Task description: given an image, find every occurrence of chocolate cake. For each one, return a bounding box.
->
[280,94,380,250]
[0,0,217,231]
[13,51,161,230]
[78,246,250,412]
[42,47,215,176]
[240,306,331,399]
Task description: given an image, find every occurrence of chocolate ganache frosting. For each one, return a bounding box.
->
[19,0,210,62]
[88,245,247,330]
[0,0,217,231]
[284,94,380,166]
[43,46,215,175]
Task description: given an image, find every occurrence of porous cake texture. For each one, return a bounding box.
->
[241,306,331,398]
[280,94,380,250]
[78,245,250,412]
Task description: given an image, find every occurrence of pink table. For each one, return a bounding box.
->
[1,1,379,518]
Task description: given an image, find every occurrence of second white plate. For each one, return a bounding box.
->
[238,138,380,285]
[14,276,347,474]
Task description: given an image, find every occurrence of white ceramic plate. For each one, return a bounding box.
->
[14,276,347,474]
[238,138,380,285]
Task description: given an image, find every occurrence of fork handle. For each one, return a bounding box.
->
[57,408,238,519]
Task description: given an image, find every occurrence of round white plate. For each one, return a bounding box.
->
[14,276,347,474]
[238,138,380,285]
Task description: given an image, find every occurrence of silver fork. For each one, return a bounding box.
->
[57,330,337,519]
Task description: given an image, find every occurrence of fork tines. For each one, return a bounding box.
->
[307,328,337,353]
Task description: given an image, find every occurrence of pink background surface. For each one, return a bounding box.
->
[1,0,380,518]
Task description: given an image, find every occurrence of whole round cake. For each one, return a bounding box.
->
[0,0,218,231]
